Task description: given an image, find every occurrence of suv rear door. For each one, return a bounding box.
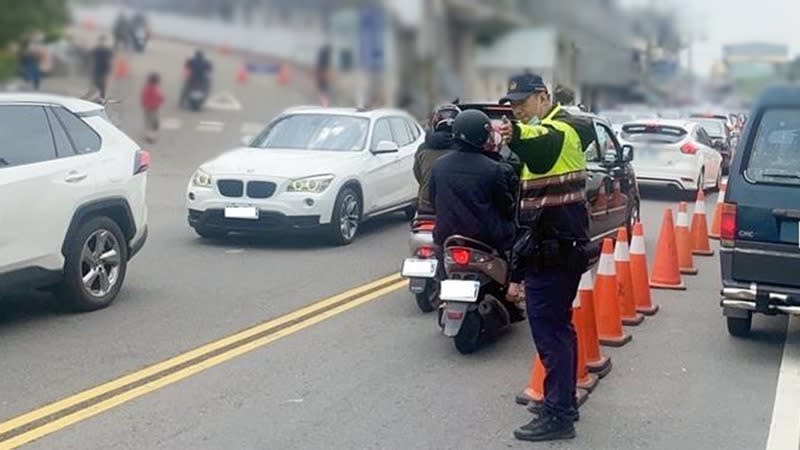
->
[728,108,800,287]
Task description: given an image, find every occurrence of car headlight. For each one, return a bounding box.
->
[192,168,213,188]
[287,175,334,193]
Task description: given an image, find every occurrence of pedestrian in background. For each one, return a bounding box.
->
[141,73,164,143]
[91,36,114,99]
[315,44,333,107]
[18,39,42,91]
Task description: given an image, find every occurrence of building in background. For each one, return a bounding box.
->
[720,42,789,104]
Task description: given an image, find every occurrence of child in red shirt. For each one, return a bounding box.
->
[140,73,164,143]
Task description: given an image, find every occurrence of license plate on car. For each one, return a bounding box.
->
[440,279,481,303]
[224,206,259,220]
[401,258,438,278]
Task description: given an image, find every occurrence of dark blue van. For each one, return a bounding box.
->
[720,84,800,337]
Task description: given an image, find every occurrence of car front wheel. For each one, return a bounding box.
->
[326,187,361,246]
[59,216,128,312]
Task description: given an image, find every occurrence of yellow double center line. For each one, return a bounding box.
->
[0,274,407,449]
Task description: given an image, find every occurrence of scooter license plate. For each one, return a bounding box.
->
[440,279,481,303]
[401,258,438,278]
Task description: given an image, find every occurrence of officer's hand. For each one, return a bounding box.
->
[506,282,522,303]
[499,116,514,145]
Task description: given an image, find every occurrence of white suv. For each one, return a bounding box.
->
[0,93,149,311]
[186,106,424,245]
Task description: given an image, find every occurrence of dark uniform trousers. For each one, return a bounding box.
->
[524,264,582,420]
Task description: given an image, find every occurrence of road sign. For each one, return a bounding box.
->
[358,7,385,73]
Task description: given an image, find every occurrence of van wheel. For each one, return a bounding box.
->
[727,314,752,337]
[59,216,128,312]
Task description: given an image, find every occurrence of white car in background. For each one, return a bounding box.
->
[618,119,723,195]
[0,93,149,311]
[187,107,424,245]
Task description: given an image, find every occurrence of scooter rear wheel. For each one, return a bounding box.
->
[454,311,481,354]
[414,280,440,313]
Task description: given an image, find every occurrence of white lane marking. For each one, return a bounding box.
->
[766,316,800,450]
[241,122,264,135]
[197,121,225,132]
[206,91,242,111]
[161,118,182,130]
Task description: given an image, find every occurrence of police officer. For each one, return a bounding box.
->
[498,73,598,442]
[413,103,461,216]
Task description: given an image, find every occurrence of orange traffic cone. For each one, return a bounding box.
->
[691,190,714,256]
[676,202,698,275]
[615,228,645,326]
[631,222,659,315]
[517,353,590,410]
[577,271,612,377]
[650,209,687,290]
[515,354,545,405]
[574,294,599,392]
[710,182,726,239]
[277,62,290,86]
[113,56,129,79]
[236,64,249,84]
[594,239,632,347]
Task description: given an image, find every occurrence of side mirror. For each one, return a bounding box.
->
[622,144,634,162]
[373,140,399,154]
[241,135,253,146]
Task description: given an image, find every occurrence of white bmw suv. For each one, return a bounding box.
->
[0,93,149,311]
[187,106,424,245]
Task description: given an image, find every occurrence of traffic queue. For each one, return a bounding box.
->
[400,71,734,442]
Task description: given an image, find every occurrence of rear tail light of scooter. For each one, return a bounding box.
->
[413,221,435,232]
[450,248,471,266]
[416,246,435,259]
[446,310,464,320]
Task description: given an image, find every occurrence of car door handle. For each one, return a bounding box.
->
[65,171,88,183]
[772,209,800,220]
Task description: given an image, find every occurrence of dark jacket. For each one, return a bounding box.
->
[429,142,518,252]
[413,131,456,215]
[509,106,593,242]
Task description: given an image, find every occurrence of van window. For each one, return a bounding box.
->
[620,124,687,144]
[746,109,800,185]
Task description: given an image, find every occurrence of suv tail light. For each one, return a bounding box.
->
[134,150,151,175]
[720,203,737,245]
[449,248,471,266]
[680,142,698,155]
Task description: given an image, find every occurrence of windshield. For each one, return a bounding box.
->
[251,114,369,152]
[620,124,687,144]
[693,118,726,137]
[746,109,800,185]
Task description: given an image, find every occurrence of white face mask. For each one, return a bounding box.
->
[527,116,540,125]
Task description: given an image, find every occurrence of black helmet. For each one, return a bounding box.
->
[430,103,461,133]
[452,109,491,148]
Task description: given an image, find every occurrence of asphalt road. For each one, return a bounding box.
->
[0,36,794,450]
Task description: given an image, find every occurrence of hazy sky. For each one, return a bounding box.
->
[619,0,800,75]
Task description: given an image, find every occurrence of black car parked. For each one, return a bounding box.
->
[720,85,800,337]
[460,103,641,241]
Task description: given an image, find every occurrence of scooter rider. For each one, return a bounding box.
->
[180,50,213,108]
[413,103,461,216]
[429,109,518,257]
[498,72,599,442]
